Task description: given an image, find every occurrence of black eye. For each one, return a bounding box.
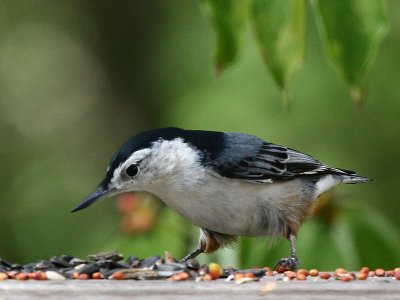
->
[125,164,139,177]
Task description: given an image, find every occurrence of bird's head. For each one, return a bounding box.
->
[71,127,224,213]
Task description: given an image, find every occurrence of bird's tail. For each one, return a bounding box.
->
[341,174,372,184]
[332,167,371,184]
[315,171,371,197]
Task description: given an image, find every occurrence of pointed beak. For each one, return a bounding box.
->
[71,186,109,213]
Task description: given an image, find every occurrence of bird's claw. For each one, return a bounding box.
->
[274,255,299,271]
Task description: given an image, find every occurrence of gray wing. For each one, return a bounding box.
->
[210,133,353,182]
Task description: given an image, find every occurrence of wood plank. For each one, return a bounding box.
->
[0,276,399,300]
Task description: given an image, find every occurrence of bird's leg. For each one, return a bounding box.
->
[179,248,204,263]
[179,229,236,263]
[274,233,299,271]
[179,228,231,263]
[179,228,217,263]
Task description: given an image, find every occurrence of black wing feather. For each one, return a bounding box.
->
[210,133,350,182]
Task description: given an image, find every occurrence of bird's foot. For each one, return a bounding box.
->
[274,254,299,271]
[178,248,203,263]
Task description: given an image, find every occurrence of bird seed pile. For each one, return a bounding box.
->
[0,251,399,284]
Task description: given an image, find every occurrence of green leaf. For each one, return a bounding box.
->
[250,0,306,90]
[312,0,389,104]
[201,0,247,73]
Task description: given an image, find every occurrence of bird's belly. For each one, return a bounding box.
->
[151,177,316,237]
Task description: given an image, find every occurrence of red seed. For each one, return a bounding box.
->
[78,273,89,280]
[360,267,369,274]
[395,272,400,280]
[0,273,8,280]
[334,268,347,276]
[319,272,331,280]
[297,269,309,277]
[375,269,385,277]
[208,263,222,279]
[284,270,296,275]
[29,271,46,280]
[276,265,287,273]
[179,272,190,280]
[284,271,297,280]
[266,270,274,277]
[357,272,368,280]
[245,272,256,278]
[7,271,18,279]
[234,273,245,280]
[16,273,28,280]
[386,270,394,277]
[92,272,103,280]
[340,275,353,282]
[170,271,190,281]
[37,272,47,280]
[309,269,319,277]
[368,271,375,277]
[169,274,181,281]
[296,273,307,280]
[111,272,124,280]
[203,274,213,281]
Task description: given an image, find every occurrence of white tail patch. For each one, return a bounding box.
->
[315,175,341,197]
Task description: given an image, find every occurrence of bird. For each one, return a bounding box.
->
[71,127,370,270]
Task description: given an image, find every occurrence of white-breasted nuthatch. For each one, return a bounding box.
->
[72,127,370,270]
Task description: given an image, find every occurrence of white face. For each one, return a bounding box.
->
[109,147,151,191]
[107,138,204,194]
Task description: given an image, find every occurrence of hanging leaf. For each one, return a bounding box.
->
[250,0,306,91]
[201,0,247,73]
[312,0,389,104]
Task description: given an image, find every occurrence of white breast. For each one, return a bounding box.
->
[150,172,317,237]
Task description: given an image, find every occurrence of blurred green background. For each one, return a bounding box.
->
[0,1,399,270]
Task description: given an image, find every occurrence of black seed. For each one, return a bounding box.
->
[95,259,119,269]
[126,256,140,267]
[88,251,123,262]
[69,258,87,266]
[156,270,184,278]
[222,266,237,277]
[10,264,24,271]
[140,255,162,269]
[34,260,54,270]
[23,263,36,272]
[60,255,74,263]
[116,261,131,269]
[57,267,74,276]
[0,258,12,268]
[78,264,100,275]
[155,263,184,272]
[62,268,77,278]
[100,268,123,278]
[50,256,72,268]
[185,259,200,271]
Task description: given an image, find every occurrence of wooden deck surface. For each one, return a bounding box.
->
[0,276,399,300]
